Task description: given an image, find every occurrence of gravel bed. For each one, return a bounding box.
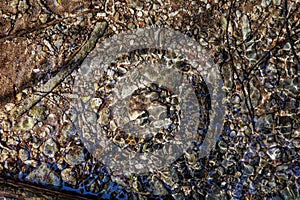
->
[0,0,299,199]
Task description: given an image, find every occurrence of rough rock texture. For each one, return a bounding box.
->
[0,0,299,199]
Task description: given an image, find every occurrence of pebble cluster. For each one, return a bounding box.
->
[0,0,299,199]
[77,50,210,155]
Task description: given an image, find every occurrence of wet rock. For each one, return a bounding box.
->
[255,114,274,131]
[18,148,29,162]
[266,147,281,160]
[4,103,15,111]
[64,146,85,166]
[61,167,77,186]
[26,163,60,186]
[0,0,299,199]
[243,163,254,175]
[18,117,35,131]
[151,177,168,196]
[41,138,57,158]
